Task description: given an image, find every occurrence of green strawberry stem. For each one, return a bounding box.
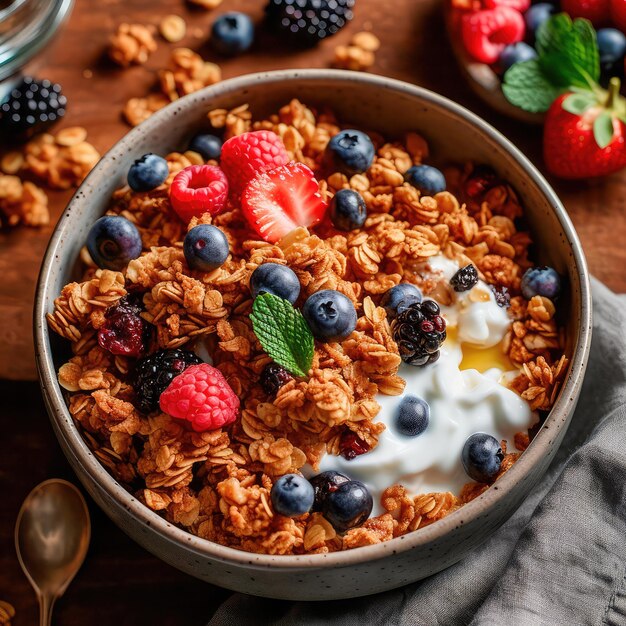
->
[605,77,621,110]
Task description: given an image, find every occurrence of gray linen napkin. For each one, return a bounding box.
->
[208,278,626,626]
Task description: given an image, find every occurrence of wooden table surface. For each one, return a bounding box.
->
[0,0,624,622]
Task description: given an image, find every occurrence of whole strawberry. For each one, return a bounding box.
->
[544,78,626,179]
[561,0,611,25]
[611,0,626,33]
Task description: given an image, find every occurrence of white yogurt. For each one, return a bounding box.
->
[316,255,533,512]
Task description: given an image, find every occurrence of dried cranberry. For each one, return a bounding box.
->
[339,431,370,460]
[260,363,293,396]
[98,295,150,358]
[465,165,500,200]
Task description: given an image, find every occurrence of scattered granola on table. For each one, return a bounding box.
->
[109,23,158,67]
[124,49,222,126]
[48,99,569,555]
[333,31,380,71]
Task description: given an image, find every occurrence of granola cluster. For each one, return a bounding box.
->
[333,31,381,71]
[124,48,222,127]
[48,99,568,554]
[109,23,158,67]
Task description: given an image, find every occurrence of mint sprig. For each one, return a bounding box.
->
[502,14,600,113]
[250,293,314,378]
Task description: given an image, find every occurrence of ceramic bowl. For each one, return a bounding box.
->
[35,69,592,601]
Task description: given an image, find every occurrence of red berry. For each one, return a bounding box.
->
[561,0,610,25]
[241,162,328,243]
[169,165,228,223]
[611,0,626,31]
[483,0,530,13]
[220,130,289,197]
[159,363,240,432]
[98,296,149,358]
[339,431,370,460]
[543,87,626,179]
[461,7,525,64]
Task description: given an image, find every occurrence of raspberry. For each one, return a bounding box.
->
[450,264,479,292]
[391,299,447,367]
[461,7,525,64]
[159,363,240,432]
[169,165,229,223]
[98,295,150,358]
[260,363,293,396]
[220,130,289,196]
[133,349,203,413]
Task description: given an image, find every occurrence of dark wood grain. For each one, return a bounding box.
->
[1,0,625,622]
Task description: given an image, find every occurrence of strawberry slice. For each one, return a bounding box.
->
[241,162,327,243]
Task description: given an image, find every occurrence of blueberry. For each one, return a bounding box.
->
[325,129,375,176]
[499,42,538,73]
[597,29,626,78]
[302,289,357,341]
[127,153,169,192]
[183,224,229,272]
[329,188,367,231]
[270,474,314,517]
[211,12,254,56]
[250,262,301,304]
[395,395,430,437]
[188,133,223,160]
[524,3,555,39]
[404,165,446,196]
[309,470,350,511]
[461,433,504,482]
[322,480,373,532]
[87,215,143,270]
[521,266,561,300]
[380,283,423,318]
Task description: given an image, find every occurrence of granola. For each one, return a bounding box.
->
[48,100,569,555]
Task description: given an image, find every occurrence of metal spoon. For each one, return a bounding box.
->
[15,479,91,626]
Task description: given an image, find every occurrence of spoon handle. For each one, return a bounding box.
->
[39,594,54,626]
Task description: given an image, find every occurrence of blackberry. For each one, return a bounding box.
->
[133,349,203,413]
[98,295,150,358]
[450,264,479,292]
[490,284,511,308]
[0,76,66,138]
[260,363,293,396]
[391,299,447,367]
[265,0,355,46]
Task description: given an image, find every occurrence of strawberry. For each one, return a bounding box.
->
[461,7,526,64]
[241,162,327,243]
[560,0,611,25]
[543,78,626,179]
[610,0,626,32]
[483,0,530,13]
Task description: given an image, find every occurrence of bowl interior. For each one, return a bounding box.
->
[36,70,590,568]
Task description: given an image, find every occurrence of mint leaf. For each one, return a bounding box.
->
[593,111,614,148]
[502,60,562,113]
[536,14,599,88]
[250,293,314,378]
[562,92,596,115]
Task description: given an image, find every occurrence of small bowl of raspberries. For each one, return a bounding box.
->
[446,0,626,124]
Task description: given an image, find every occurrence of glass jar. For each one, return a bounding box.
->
[0,0,73,82]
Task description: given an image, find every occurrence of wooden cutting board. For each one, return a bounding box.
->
[2,0,625,381]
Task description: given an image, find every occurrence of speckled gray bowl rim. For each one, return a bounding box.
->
[35,69,592,570]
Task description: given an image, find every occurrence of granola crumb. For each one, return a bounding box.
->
[0,174,49,227]
[333,31,381,71]
[109,23,157,67]
[160,15,187,43]
[0,600,15,626]
[187,0,223,8]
